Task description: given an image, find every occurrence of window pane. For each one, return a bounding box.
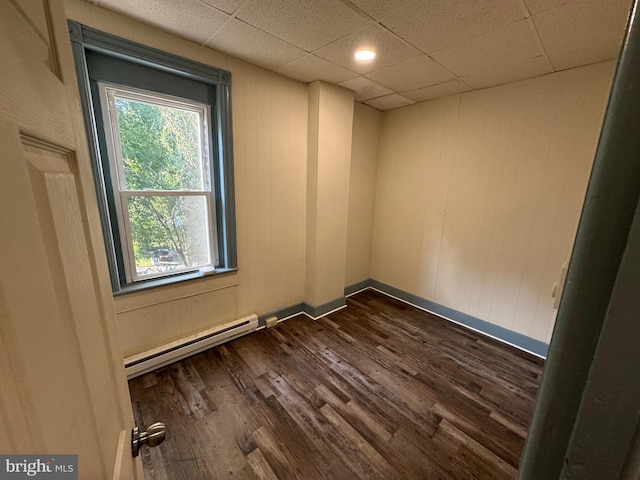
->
[114,97,206,191]
[127,195,211,279]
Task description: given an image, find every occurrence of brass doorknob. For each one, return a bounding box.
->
[131,422,166,457]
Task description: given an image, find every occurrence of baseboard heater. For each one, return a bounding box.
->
[124,314,258,379]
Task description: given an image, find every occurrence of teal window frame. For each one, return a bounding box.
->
[69,21,237,294]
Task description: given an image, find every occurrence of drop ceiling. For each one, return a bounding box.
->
[81,0,633,110]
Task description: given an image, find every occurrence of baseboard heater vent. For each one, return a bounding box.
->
[124,314,258,379]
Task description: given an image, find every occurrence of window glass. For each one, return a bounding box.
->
[101,85,215,282]
[113,96,207,191]
[126,195,211,278]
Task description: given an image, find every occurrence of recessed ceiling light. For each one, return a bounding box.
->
[354,49,376,62]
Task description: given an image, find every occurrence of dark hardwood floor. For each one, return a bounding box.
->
[129,290,544,479]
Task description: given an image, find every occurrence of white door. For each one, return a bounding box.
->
[0,1,143,478]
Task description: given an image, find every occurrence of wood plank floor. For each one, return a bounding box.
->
[129,290,544,479]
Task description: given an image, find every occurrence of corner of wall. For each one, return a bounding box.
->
[305,81,354,308]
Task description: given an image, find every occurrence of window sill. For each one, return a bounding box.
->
[113,267,238,296]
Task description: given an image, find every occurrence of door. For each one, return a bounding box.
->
[0,1,142,478]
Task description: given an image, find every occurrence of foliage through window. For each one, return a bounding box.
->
[101,86,215,282]
[69,21,236,293]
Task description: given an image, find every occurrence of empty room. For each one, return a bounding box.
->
[2,0,640,479]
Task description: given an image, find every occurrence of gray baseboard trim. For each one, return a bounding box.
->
[258,303,306,327]
[260,281,549,357]
[344,279,372,296]
[257,296,347,326]
[344,279,548,358]
[303,297,347,319]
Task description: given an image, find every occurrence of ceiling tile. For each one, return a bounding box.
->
[461,55,553,89]
[549,44,621,71]
[346,0,415,21]
[523,0,571,16]
[97,0,229,44]
[432,20,543,77]
[236,0,371,52]
[339,76,393,101]
[533,0,631,55]
[364,94,416,111]
[402,80,471,102]
[91,0,626,99]
[315,25,421,75]
[206,19,306,70]
[276,55,358,84]
[199,0,247,14]
[381,0,528,54]
[365,55,453,92]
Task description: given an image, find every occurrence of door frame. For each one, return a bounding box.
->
[519,0,640,477]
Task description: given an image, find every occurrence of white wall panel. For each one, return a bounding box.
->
[372,62,614,343]
[231,57,308,318]
[345,103,382,287]
[306,81,354,307]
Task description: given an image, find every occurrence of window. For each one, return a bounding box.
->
[69,22,236,293]
[100,85,215,282]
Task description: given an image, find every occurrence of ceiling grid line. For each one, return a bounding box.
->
[199,0,253,46]
[90,0,632,110]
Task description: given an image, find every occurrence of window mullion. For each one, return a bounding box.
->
[104,88,129,192]
[121,190,209,197]
[118,193,137,283]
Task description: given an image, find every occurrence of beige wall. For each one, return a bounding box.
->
[64,0,616,355]
[371,62,614,343]
[306,81,354,308]
[65,0,308,357]
[345,103,382,287]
